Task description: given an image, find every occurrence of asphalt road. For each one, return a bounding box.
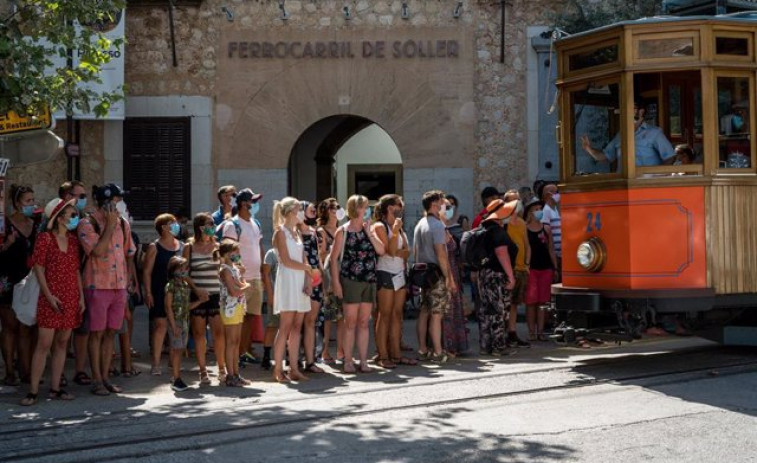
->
[1,315,756,463]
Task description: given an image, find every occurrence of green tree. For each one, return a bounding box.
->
[554,0,664,34]
[0,0,125,118]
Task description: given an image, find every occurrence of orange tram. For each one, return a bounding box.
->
[552,13,757,345]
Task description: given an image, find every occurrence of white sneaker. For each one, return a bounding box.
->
[150,366,162,376]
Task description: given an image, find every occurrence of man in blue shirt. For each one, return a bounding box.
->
[212,185,237,226]
[580,100,675,169]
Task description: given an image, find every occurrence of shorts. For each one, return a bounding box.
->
[221,302,245,326]
[525,269,554,305]
[376,270,405,291]
[419,278,450,315]
[266,313,280,329]
[243,280,264,315]
[169,322,189,349]
[85,289,128,332]
[190,293,221,319]
[341,278,376,305]
[512,270,530,305]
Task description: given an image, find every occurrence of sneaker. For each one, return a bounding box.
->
[492,348,516,357]
[150,366,162,376]
[171,377,189,392]
[507,336,531,348]
[260,358,271,371]
[431,352,448,363]
[239,352,258,365]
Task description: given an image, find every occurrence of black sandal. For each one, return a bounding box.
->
[49,389,74,400]
[73,371,92,385]
[20,393,38,406]
[304,363,324,373]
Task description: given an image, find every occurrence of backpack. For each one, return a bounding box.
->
[214,216,262,242]
[460,226,490,271]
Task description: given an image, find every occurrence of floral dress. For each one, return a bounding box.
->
[31,232,82,330]
[443,231,469,354]
[303,232,323,303]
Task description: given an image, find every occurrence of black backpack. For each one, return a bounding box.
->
[460,226,490,271]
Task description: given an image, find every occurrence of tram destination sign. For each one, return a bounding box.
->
[227,39,459,60]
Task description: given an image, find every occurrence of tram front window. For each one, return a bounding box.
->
[570,82,620,175]
[717,76,753,169]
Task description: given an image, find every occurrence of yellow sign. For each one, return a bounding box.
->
[0,108,52,135]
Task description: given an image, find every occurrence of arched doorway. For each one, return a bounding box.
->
[288,115,403,204]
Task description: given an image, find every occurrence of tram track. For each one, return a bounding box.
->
[2,346,756,462]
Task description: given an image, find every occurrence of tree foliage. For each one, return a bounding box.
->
[0,0,125,118]
[553,0,664,34]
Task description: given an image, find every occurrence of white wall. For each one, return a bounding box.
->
[334,123,402,205]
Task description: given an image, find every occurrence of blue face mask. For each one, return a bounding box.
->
[66,216,80,231]
[169,222,181,237]
[230,254,242,264]
[444,207,454,221]
[21,205,35,217]
[363,207,372,222]
[251,202,260,217]
[75,198,87,211]
[534,210,544,222]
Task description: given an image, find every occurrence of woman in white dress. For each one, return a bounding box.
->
[272,197,315,382]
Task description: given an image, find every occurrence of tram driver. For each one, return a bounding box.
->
[580,98,676,169]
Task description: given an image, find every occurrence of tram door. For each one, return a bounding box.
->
[662,72,703,155]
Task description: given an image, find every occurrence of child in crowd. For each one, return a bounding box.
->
[218,240,250,387]
[165,256,207,392]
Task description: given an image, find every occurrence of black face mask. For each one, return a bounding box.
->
[305,217,317,226]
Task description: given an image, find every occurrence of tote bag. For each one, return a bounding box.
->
[12,271,39,326]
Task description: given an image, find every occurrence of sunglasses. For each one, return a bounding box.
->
[329,205,342,210]
[65,213,78,219]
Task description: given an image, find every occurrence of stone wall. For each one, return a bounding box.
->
[3,121,105,207]
[124,0,562,207]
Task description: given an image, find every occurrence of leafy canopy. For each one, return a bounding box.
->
[0,0,125,118]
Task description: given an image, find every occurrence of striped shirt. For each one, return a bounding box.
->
[541,204,562,258]
[189,251,221,295]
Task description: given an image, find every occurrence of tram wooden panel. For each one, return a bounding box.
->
[562,187,707,290]
[707,185,757,294]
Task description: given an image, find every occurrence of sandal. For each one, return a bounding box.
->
[103,381,122,393]
[288,370,309,381]
[49,389,74,401]
[108,367,120,377]
[392,357,419,366]
[199,370,211,385]
[20,392,38,406]
[121,368,141,378]
[343,362,357,374]
[272,369,290,383]
[90,382,110,396]
[304,363,324,374]
[377,359,397,369]
[73,371,92,386]
[359,364,373,373]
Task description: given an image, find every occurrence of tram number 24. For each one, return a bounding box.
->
[586,212,602,233]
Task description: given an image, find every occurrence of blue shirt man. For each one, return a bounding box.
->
[212,185,237,226]
[580,101,675,170]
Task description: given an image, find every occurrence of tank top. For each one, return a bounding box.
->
[189,247,221,295]
[376,221,406,274]
[528,226,554,271]
[151,240,184,302]
[340,228,377,283]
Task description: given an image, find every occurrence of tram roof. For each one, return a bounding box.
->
[557,11,757,42]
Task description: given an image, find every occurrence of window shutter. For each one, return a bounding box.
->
[124,117,191,221]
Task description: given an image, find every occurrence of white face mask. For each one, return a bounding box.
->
[336,208,346,221]
[115,201,128,220]
[296,210,305,223]
[552,193,561,203]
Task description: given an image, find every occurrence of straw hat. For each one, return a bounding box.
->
[484,199,518,222]
[44,198,76,230]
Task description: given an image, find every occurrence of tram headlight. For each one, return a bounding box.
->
[576,237,607,272]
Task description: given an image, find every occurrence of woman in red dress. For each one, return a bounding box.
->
[21,199,85,406]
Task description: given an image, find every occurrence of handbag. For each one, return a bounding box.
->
[323,224,348,292]
[408,262,442,289]
[12,271,40,326]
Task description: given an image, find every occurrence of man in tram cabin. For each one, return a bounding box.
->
[580,97,676,169]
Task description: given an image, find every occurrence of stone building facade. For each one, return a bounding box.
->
[5,0,563,236]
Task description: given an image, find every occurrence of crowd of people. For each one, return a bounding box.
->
[0,180,562,405]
